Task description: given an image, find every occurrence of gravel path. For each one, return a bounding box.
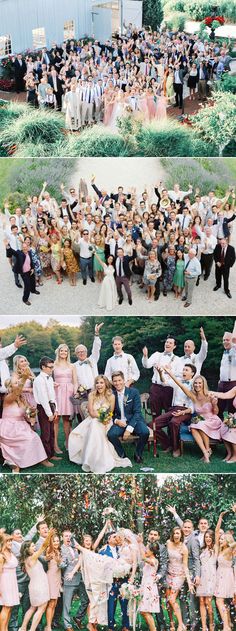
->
[0,157,235,317]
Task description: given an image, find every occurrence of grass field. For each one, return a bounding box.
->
[1,419,235,475]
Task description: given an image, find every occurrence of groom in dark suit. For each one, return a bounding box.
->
[107,371,150,463]
[99,532,130,631]
[115,247,135,306]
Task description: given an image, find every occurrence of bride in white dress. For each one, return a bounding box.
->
[93,251,118,311]
[68,375,132,473]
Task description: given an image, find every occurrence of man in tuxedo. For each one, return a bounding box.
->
[61,529,89,631]
[173,61,187,109]
[6,240,40,305]
[213,237,235,298]
[107,371,150,464]
[115,247,134,305]
[99,531,130,631]
[48,67,64,110]
[12,54,27,92]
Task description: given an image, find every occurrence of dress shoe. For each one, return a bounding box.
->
[134,454,143,464]
[184,302,191,308]
[213,285,220,291]
[23,300,31,305]
[16,282,23,288]
[73,617,83,630]
[128,298,132,305]
[181,295,186,301]
[90,277,95,282]
[163,290,167,296]
[83,279,87,285]
[33,290,40,295]
[118,297,123,304]
[225,291,232,298]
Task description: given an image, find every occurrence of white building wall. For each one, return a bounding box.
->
[0,0,93,53]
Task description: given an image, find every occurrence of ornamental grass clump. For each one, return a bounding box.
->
[0,101,26,131]
[0,107,65,153]
[64,125,132,157]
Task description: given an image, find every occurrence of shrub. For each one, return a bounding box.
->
[185,0,236,22]
[217,74,236,94]
[164,11,186,32]
[0,107,65,152]
[134,120,216,157]
[161,157,234,195]
[4,191,27,212]
[64,126,132,157]
[0,102,26,131]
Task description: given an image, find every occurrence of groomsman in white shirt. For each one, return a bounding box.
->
[33,357,59,464]
[105,336,140,386]
[217,325,236,416]
[72,323,103,420]
[81,77,95,127]
[177,327,208,376]
[142,337,181,416]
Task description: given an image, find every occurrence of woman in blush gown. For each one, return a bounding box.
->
[164,369,224,463]
[0,535,19,631]
[19,530,54,631]
[211,385,236,463]
[68,375,132,473]
[93,251,118,311]
[214,509,236,631]
[0,371,49,473]
[139,543,160,631]
[53,344,77,452]
[155,90,167,121]
[166,527,193,631]
[146,88,157,121]
[45,532,64,631]
[11,355,39,429]
[196,530,217,631]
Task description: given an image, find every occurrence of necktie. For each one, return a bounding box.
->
[182,217,185,229]
[119,259,122,276]
[220,247,225,265]
[88,89,91,103]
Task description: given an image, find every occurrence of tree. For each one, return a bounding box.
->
[143,0,164,30]
[192,93,236,157]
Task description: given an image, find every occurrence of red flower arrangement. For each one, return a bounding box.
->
[0,78,15,91]
[204,16,225,27]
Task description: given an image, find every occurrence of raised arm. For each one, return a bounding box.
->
[163,366,196,402]
[30,529,55,565]
[4,371,30,405]
[93,519,111,551]
[215,510,229,550]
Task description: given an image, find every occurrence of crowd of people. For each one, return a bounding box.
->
[0,505,235,631]
[9,24,233,131]
[0,321,236,473]
[1,177,235,309]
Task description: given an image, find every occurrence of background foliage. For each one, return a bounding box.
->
[0,316,234,387]
[0,474,235,539]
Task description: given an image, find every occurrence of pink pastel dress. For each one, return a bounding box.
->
[155,95,167,120]
[166,545,186,591]
[139,561,160,613]
[214,554,235,598]
[0,402,47,468]
[196,548,217,597]
[54,366,74,416]
[0,554,19,606]
[220,396,236,444]
[47,558,62,599]
[26,558,50,606]
[22,378,37,408]
[147,95,157,120]
[190,401,223,439]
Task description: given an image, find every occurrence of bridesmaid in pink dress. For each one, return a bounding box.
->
[139,543,160,631]
[164,369,224,463]
[45,532,64,631]
[12,355,36,408]
[196,530,217,631]
[212,386,236,463]
[53,344,77,452]
[0,371,49,472]
[19,529,54,631]
[214,509,236,631]
[146,88,157,121]
[0,535,19,630]
[155,91,167,121]
[166,527,193,631]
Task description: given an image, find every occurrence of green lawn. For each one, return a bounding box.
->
[1,420,235,475]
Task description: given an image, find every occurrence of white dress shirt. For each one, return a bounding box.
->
[142,352,181,385]
[33,372,57,417]
[172,381,194,411]
[105,352,140,383]
[0,343,17,362]
[220,345,236,382]
[116,388,134,434]
[74,335,101,390]
[0,359,10,393]
[78,238,92,258]
[177,340,208,376]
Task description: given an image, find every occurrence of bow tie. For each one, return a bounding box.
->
[182,380,190,385]
[184,355,191,360]
[79,360,89,365]
[224,350,230,355]
[114,355,123,359]
[164,352,172,357]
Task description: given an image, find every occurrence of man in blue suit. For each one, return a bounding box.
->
[99,531,130,631]
[107,371,150,463]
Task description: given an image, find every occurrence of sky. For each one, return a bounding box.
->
[0,315,83,328]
